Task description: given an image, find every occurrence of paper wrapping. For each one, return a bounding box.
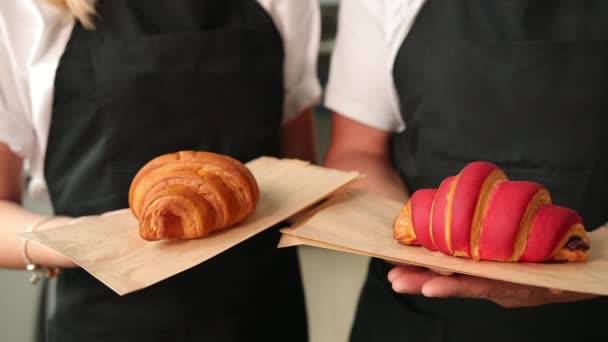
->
[19,157,359,295]
[280,190,608,296]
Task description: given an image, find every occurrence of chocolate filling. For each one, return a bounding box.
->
[564,236,590,252]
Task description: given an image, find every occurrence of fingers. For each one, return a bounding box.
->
[396,270,597,308]
[387,264,456,295]
[388,264,429,282]
[387,265,411,282]
[421,275,492,299]
[385,261,455,276]
[388,266,439,294]
[386,264,596,308]
[420,275,554,308]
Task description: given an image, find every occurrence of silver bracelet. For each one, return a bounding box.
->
[21,216,62,285]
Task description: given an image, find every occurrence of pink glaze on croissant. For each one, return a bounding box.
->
[393,162,590,262]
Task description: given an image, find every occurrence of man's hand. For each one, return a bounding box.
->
[388,265,597,308]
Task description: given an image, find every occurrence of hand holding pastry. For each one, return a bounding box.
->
[25,216,79,269]
[387,264,598,308]
[22,207,174,272]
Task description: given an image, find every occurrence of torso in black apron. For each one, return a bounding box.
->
[351,1,608,341]
[44,1,307,341]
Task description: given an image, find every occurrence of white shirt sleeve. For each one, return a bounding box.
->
[324,0,405,132]
[0,4,36,159]
[260,0,323,123]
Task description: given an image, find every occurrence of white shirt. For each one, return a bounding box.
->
[0,0,322,204]
[325,0,427,133]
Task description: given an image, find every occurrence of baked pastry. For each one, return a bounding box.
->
[393,161,590,262]
[129,151,259,241]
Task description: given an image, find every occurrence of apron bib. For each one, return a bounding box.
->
[44,1,307,341]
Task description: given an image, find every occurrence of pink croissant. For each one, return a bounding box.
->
[393,162,590,262]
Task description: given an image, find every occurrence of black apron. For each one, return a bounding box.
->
[351,1,608,341]
[44,1,307,341]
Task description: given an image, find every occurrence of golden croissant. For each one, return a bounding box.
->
[393,161,590,262]
[129,151,259,241]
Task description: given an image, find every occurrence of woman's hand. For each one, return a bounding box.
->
[389,226,607,307]
[28,209,126,269]
[27,216,80,269]
[1,144,126,270]
[387,265,597,308]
